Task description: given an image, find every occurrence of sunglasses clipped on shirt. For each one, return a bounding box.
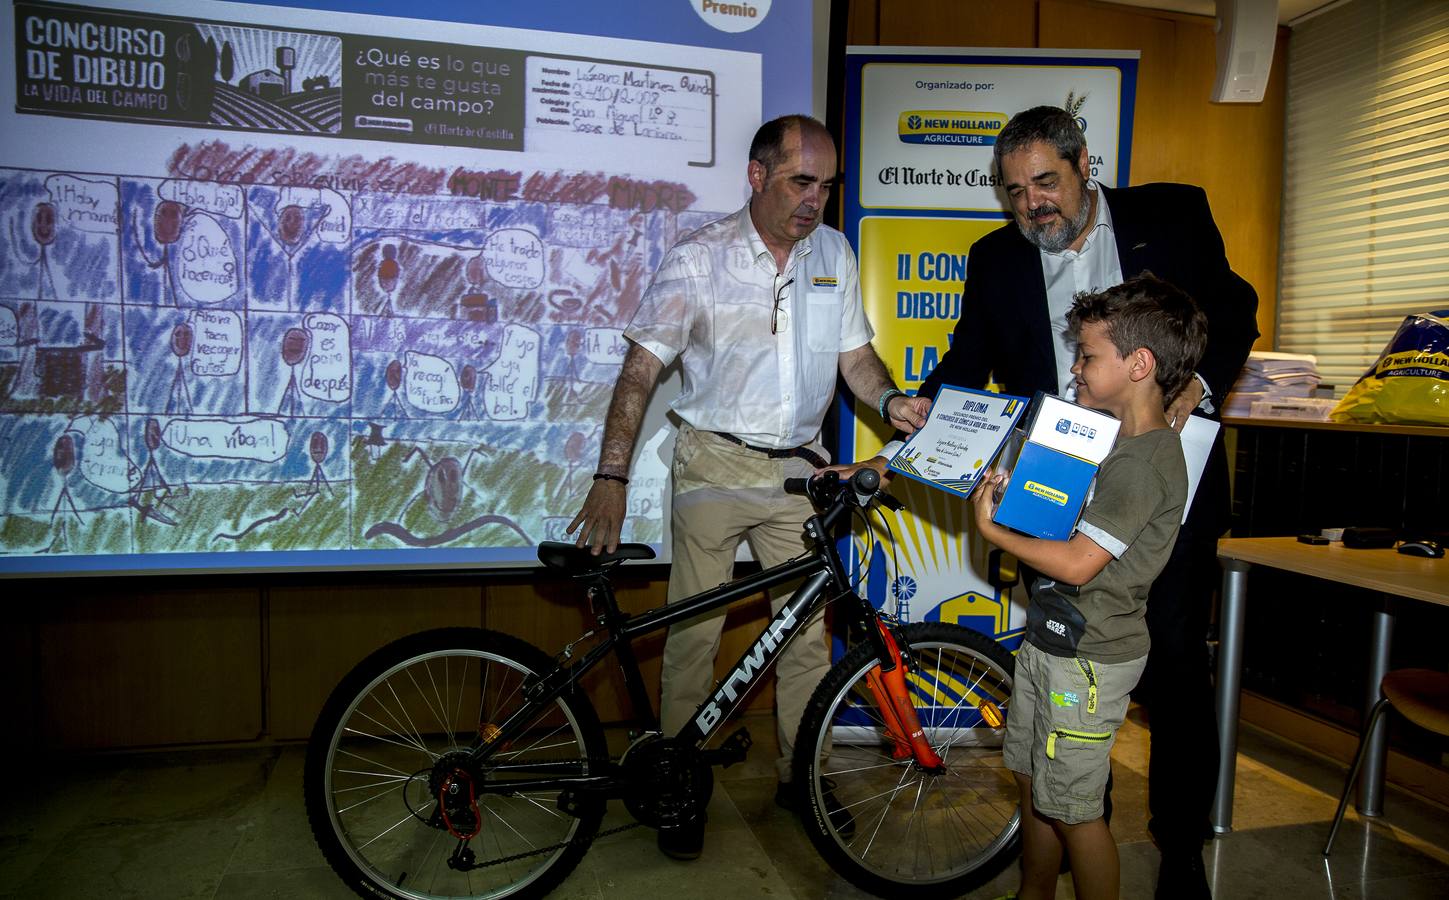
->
[771,277,794,334]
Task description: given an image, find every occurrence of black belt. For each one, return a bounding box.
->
[713,432,828,470]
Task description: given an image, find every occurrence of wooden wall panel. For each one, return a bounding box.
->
[267,581,483,739]
[2,607,39,754]
[847,0,880,46]
[1039,0,1285,347]
[876,0,1037,48]
[34,587,262,749]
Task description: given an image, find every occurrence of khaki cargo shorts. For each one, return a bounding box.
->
[1003,642,1146,824]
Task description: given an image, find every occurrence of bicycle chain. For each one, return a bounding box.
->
[465,819,642,869]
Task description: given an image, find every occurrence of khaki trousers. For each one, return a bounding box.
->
[659,425,831,782]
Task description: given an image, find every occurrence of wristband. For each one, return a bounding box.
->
[877,388,906,422]
[592,472,629,486]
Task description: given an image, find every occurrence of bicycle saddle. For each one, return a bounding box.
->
[537,540,656,573]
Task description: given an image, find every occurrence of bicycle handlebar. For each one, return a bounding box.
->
[784,467,902,514]
[782,476,811,496]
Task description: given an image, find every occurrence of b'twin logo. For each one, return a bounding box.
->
[694,602,798,732]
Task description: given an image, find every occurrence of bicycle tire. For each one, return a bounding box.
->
[794,622,1019,898]
[305,627,607,900]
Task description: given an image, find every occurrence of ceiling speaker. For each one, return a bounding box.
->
[1212,0,1279,103]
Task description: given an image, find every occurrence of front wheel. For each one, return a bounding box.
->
[304,628,607,900]
[795,622,1019,898]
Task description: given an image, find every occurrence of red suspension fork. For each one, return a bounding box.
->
[863,621,943,769]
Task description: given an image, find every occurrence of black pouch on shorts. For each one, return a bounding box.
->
[1026,583,1087,657]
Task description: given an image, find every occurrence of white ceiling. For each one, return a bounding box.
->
[1106,0,1342,26]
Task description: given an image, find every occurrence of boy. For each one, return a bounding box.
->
[971,273,1208,900]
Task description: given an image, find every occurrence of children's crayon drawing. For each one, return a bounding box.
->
[0,163,712,560]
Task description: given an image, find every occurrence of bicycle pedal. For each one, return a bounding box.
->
[699,726,752,768]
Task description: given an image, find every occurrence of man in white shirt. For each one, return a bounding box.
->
[568,114,924,860]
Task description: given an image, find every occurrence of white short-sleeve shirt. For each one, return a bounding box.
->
[626,203,873,448]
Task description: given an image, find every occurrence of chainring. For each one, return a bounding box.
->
[618,733,713,828]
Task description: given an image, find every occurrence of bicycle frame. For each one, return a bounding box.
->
[467,485,913,792]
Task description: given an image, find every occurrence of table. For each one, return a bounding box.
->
[1213,537,1449,833]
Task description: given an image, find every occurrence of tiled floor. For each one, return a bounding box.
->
[3,707,1447,899]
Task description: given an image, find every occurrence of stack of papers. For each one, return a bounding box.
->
[1223,351,1322,417]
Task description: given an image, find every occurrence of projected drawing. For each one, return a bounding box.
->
[0,0,782,573]
[375,243,400,317]
[131,416,181,527]
[44,433,82,553]
[125,180,245,308]
[133,200,183,306]
[167,323,195,415]
[1,173,120,305]
[0,162,700,559]
[277,327,310,417]
[359,441,530,547]
[247,186,348,310]
[13,202,57,301]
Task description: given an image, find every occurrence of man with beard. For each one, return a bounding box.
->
[884,106,1258,899]
[569,114,924,862]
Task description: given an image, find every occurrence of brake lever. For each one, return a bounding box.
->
[875,491,904,512]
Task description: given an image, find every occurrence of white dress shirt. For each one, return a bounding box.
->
[1040,182,1123,400]
[626,203,873,448]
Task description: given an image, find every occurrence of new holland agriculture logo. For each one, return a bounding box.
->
[897,110,1006,146]
[1024,481,1069,507]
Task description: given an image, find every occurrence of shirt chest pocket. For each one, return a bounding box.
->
[805,291,842,352]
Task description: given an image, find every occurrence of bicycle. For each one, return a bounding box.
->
[305,468,1019,899]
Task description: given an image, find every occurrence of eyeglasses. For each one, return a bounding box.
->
[772,278,794,334]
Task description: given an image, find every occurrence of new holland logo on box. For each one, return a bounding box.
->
[994,442,1099,540]
[1023,480,1069,507]
[897,110,1006,145]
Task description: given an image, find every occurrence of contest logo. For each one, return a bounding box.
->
[896,109,1005,146]
[689,0,770,33]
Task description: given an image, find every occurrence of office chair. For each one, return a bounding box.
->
[1323,668,1449,855]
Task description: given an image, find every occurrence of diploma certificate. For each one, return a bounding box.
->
[888,385,1030,499]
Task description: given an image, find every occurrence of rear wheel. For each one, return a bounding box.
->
[795,622,1018,897]
[305,628,606,899]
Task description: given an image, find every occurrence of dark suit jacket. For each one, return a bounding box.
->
[918,182,1259,535]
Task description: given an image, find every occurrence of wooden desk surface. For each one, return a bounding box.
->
[1223,417,1449,438]
[1217,537,1449,606]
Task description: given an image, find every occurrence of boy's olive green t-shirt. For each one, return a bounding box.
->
[1070,427,1188,663]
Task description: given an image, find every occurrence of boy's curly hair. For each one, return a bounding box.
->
[1066,273,1208,406]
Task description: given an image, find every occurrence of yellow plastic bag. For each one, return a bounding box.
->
[1331,310,1449,425]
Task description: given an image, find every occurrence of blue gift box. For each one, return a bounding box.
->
[993,442,1102,540]
[992,395,1120,541]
